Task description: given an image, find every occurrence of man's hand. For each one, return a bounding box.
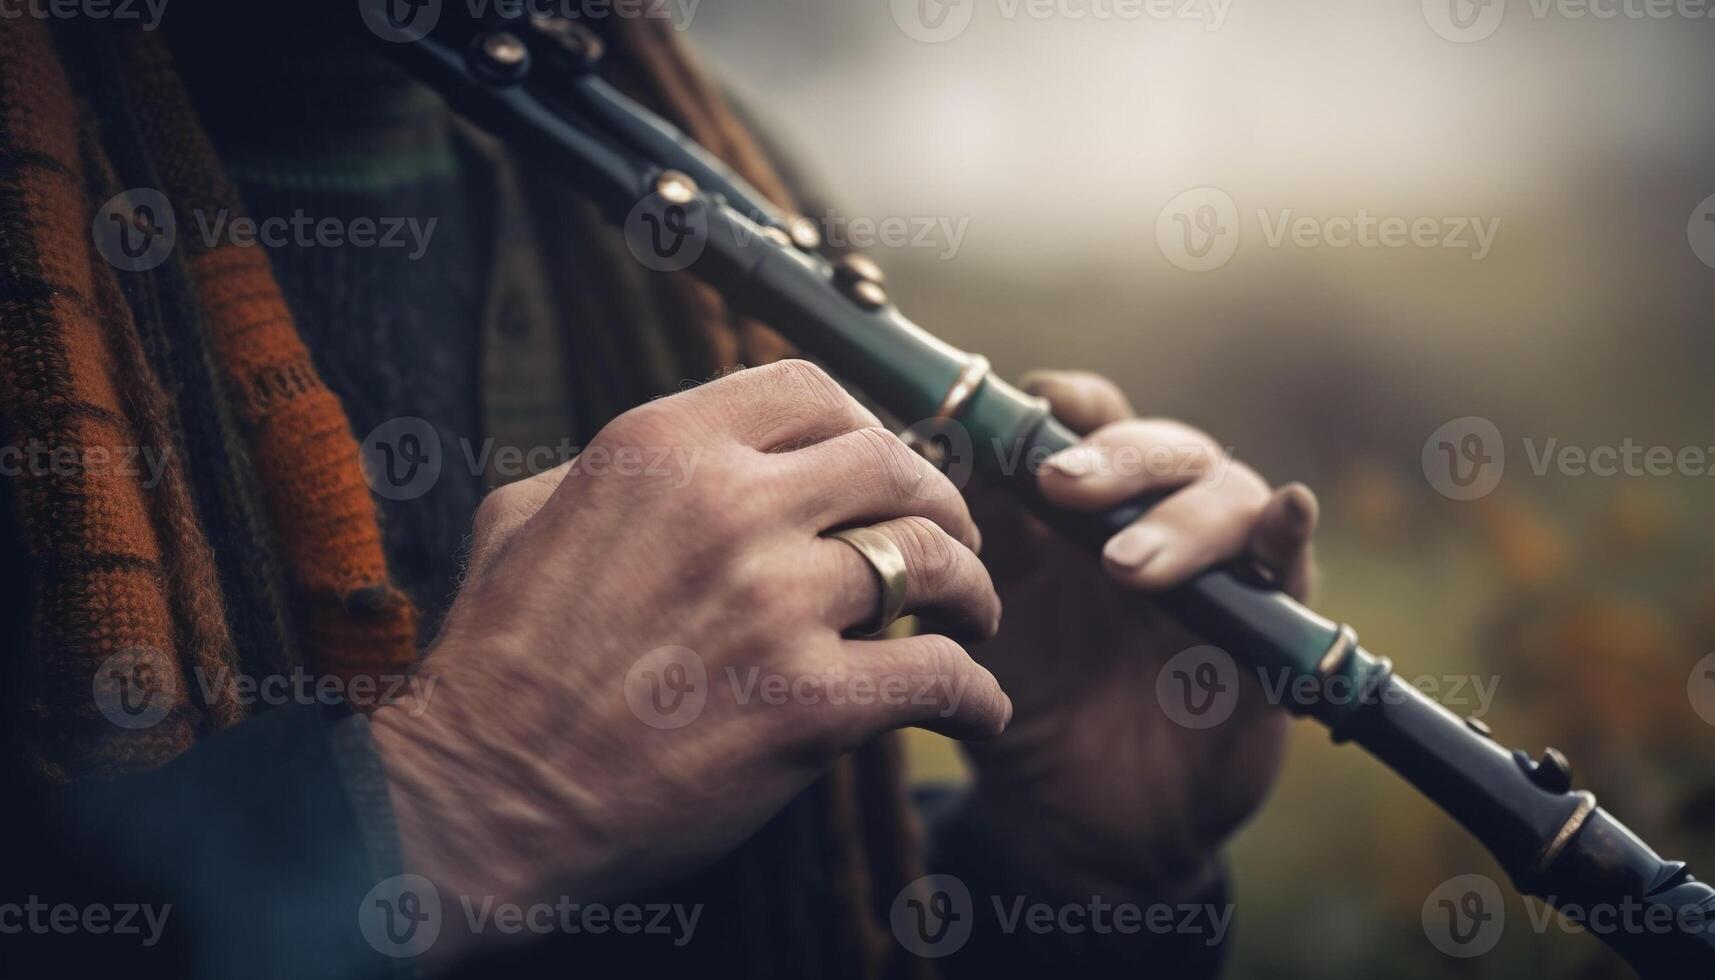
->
[962,369,1317,902]
[368,361,1010,933]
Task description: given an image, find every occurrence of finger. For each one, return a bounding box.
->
[832,634,1011,741]
[467,461,575,580]
[671,359,880,451]
[1099,462,1272,591]
[1037,418,1229,512]
[818,516,1001,640]
[780,425,982,552]
[1247,483,1319,601]
[1018,369,1135,435]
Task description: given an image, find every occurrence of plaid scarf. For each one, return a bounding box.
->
[0,13,930,980]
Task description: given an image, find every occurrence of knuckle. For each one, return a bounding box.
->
[598,399,667,446]
[1085,371,1127,401]
[850,427,926,496]
[768,359,844,404]
[1219,461,1271,504]
[912,635,969,710]
[472,483,520,534]
[892,515,958,590]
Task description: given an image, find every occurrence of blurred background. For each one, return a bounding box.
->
[690,2,1715,977]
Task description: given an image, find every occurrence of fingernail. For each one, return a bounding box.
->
[1044,445,1103,479]
[1103,525,1166,570]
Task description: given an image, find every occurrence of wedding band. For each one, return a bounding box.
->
[826,526,909,637]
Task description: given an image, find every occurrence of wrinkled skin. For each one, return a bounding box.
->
[369,360,1315,963]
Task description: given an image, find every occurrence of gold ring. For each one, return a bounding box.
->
[826,526,909,638]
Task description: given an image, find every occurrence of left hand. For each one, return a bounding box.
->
[958,369,1319,902]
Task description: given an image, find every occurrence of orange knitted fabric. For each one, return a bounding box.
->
[0,18,243,780]
[116,31,420,687]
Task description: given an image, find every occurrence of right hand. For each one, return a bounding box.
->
[368,360,1009,919]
